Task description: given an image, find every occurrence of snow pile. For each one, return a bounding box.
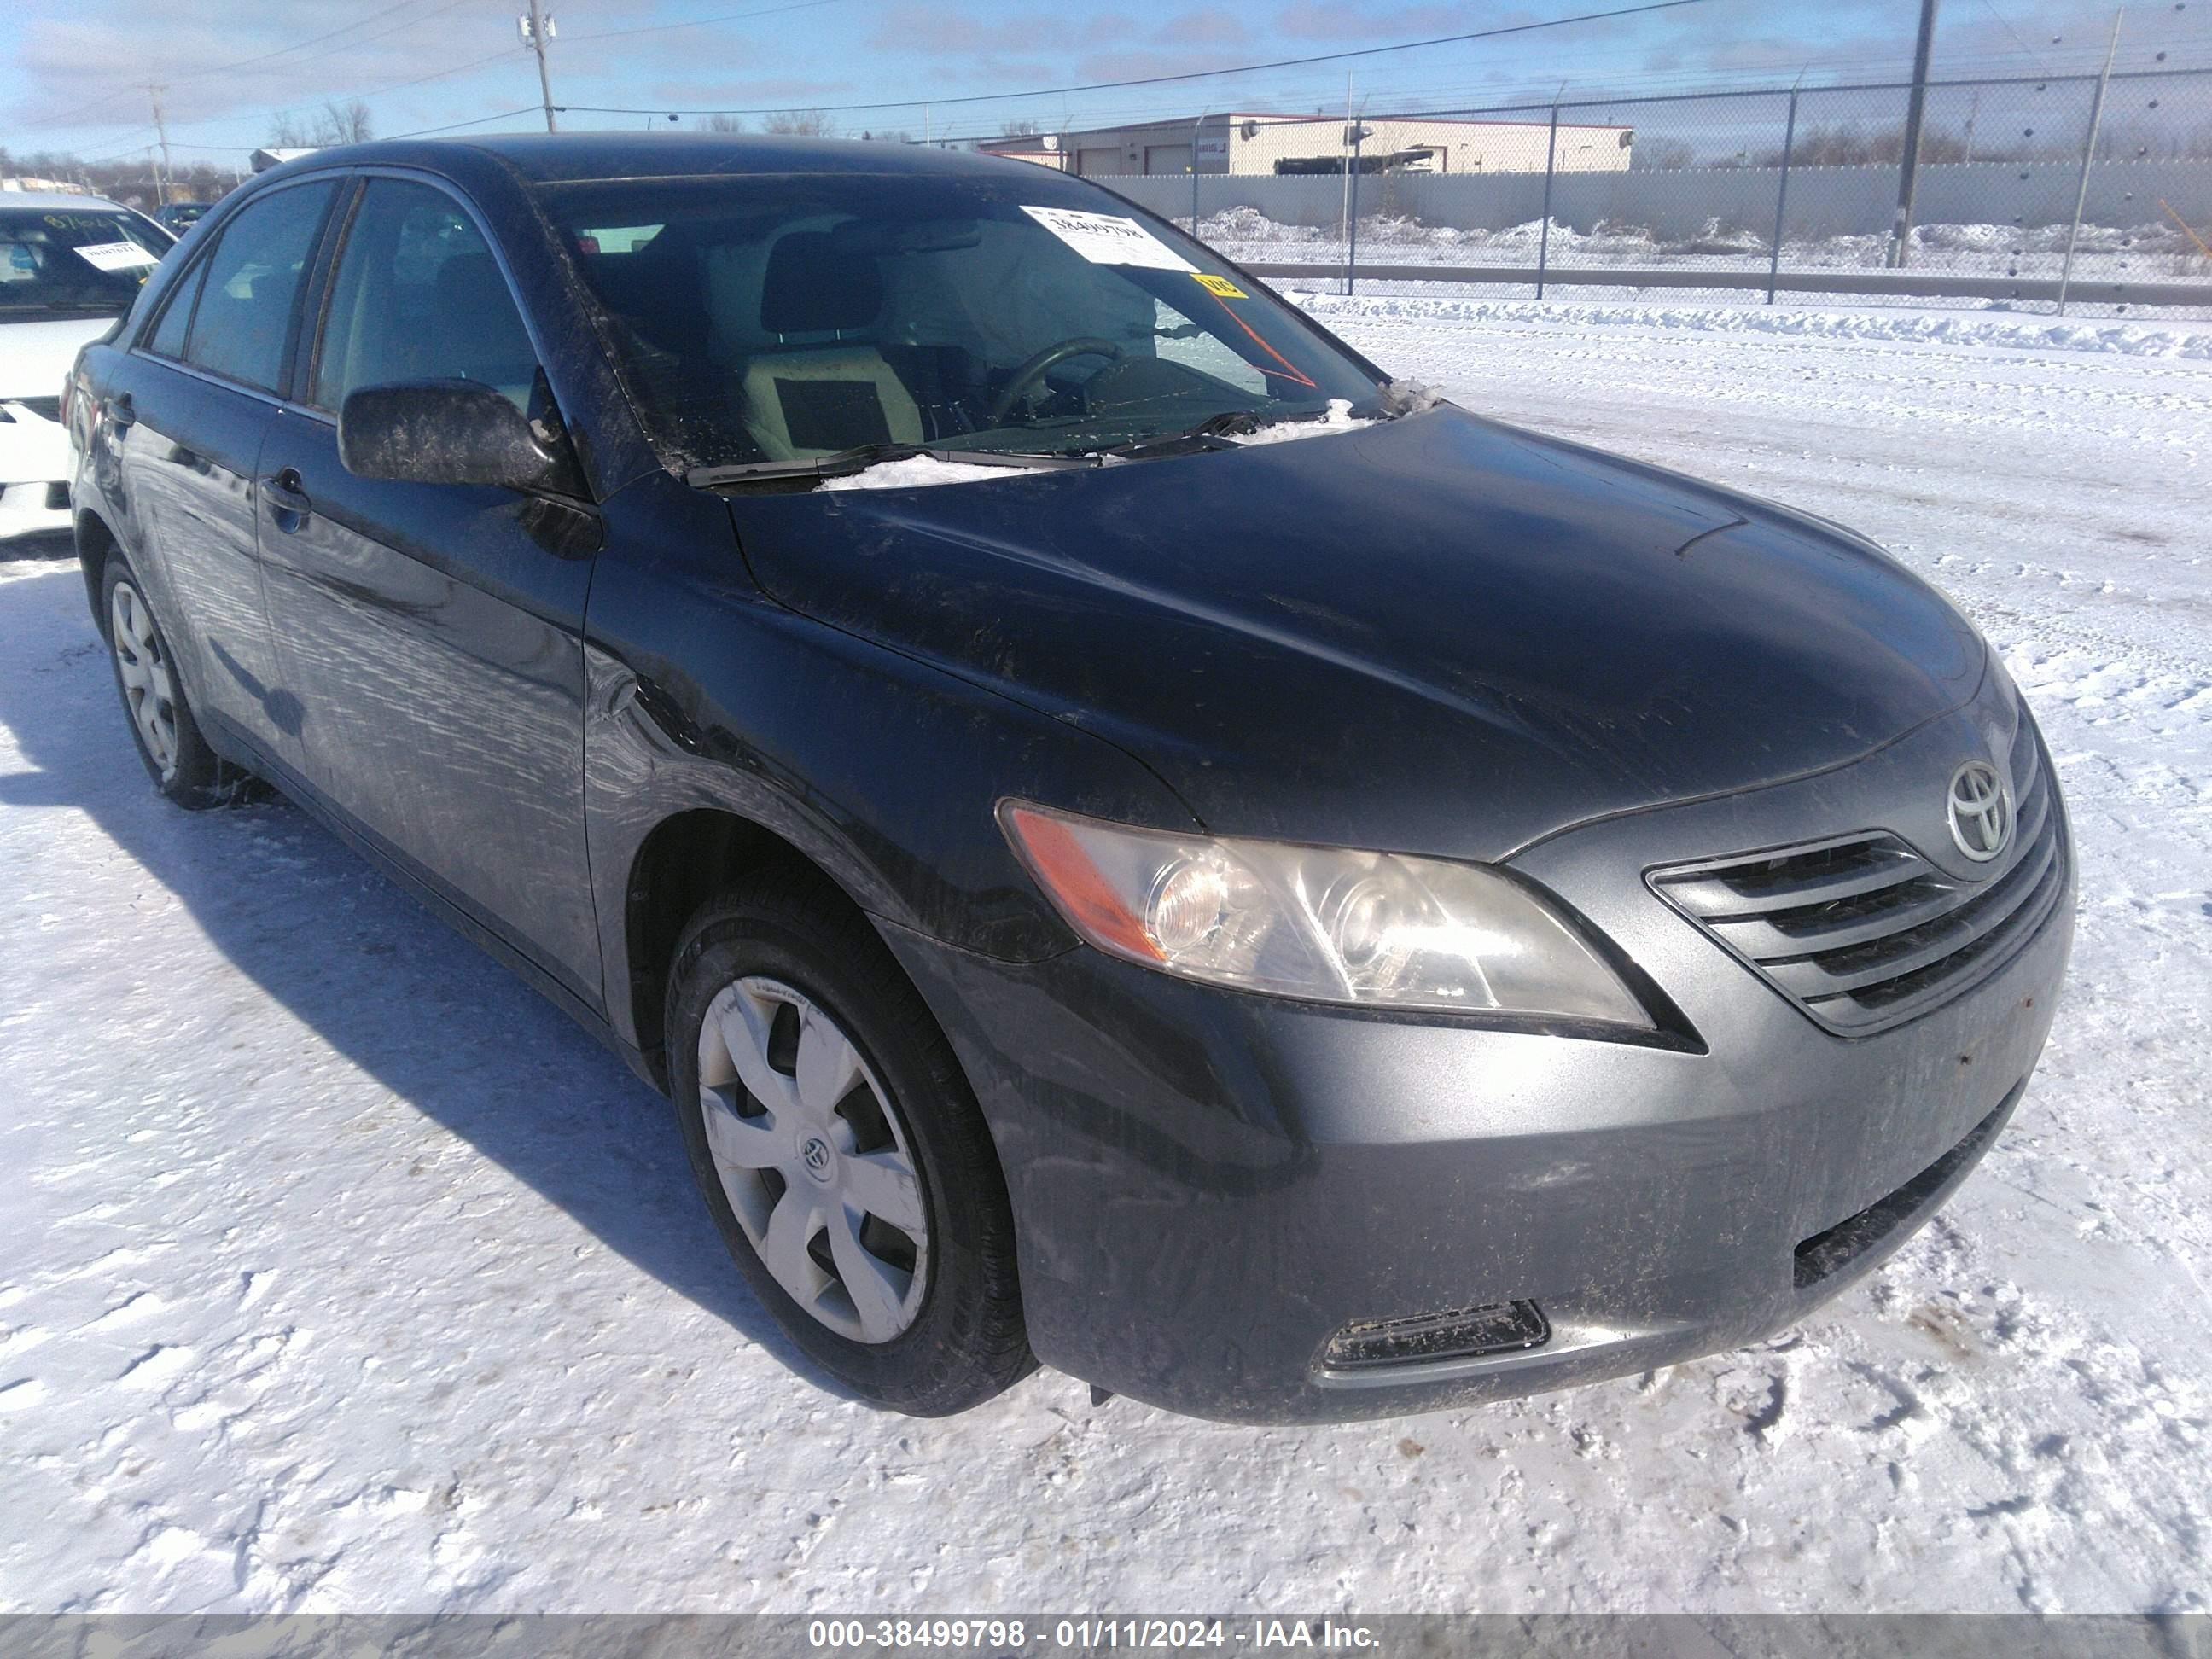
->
[820,455,1020,491]
[1191,206,2209,288]
[1223,397,1375,445]
[1292,292,2212,359]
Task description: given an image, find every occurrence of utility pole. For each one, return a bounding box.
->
[520,3,558,133]
[1190,109,1209,233]
[1886,0,1939,267]
[1339,74,1354,296]
[147,84,172,206]
[2057,9,2123,316]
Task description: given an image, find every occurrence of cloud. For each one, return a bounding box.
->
[643,77,858,109]
[5,2,536,134]
[1072,46,1266,84]
[1152,9,1254,46]
[866,5,1066,57]
[1272,1,1513,44]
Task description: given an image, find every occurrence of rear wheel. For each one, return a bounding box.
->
[101,555,257,809]
[667,872,1033,1414]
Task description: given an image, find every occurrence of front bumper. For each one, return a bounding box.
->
[0,402,73,543]
[882,696,2075,1424]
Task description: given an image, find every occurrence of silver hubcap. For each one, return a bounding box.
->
[110,580,179,777]
[698,976,929,1344]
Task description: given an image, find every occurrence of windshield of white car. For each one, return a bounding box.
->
[0,207,172,316]
[538,172,1382,473]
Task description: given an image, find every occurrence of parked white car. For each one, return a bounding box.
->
[1,195,173,547]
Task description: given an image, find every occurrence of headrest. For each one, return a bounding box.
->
[434,251,510,314]
[760,231,881,335]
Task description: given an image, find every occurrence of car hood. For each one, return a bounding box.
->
[0,316,114,401]
[730,406,1983,858]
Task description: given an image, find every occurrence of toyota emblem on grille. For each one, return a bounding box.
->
[1947,760,2011,862]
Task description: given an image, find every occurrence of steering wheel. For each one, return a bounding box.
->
[987,337,1123,425]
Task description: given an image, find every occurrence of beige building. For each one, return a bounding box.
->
[981,113,1633,178]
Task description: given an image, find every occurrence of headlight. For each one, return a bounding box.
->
[998,801,1652,1027]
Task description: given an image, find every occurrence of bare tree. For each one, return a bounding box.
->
[762,109,835,137]
[696,113,745,133]
[1003,118,1040,136]
[859,129,913,143]
[1629,136,1696,171]
[316,99,374,144]
[265,100,372,149]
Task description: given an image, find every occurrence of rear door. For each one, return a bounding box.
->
[116,178,340,767]
[255,172,603,1004]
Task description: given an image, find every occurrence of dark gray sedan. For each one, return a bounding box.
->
[64,135,2071,1422]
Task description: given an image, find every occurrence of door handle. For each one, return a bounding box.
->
[107,393,136,429]
[263,466,313,524]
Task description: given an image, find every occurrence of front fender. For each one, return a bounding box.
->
[582,489,1201,1054]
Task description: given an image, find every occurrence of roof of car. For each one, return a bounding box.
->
[0,191,144,215]
[294,132,1027,187]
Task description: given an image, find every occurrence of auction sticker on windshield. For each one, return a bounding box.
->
[1021,206,1195,272]
[73,242,161,273]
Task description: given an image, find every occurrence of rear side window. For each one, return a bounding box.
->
[311,178,539,414]
[181,182,337,393]
[147,259,208,359]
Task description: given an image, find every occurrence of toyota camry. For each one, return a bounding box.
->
[63,136,2072,1422]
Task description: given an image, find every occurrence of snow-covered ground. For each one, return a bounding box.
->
[1199,207,2207,282]
[3,301,2209,1615]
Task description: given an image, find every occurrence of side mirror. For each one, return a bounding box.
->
[338,378,558,492]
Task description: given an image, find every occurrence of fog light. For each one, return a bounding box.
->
[1322,1300,1550,1371]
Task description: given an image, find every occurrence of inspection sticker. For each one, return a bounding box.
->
[1190,272,1247,299]
[1021,206,1195,272]
[73,241,161,273]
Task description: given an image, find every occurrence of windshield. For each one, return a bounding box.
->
[0,207,172,316]
[538,172,1380,470]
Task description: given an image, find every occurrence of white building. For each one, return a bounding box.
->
[981,113,1633,178]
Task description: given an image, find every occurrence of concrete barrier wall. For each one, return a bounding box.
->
[1091,160,2212,242]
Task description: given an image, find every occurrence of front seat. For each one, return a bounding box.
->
[423,251,540,408]
[740,231,923,460]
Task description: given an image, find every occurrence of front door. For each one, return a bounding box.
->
[256,174,602,1004]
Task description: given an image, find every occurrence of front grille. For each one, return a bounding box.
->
[9,396,62,424]
[1650,721,2064,1036]
[1794,1086,2017,1288]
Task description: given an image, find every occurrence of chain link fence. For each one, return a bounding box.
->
[1091,69,2212,317]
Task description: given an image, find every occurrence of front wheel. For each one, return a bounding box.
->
[101,554,259,809]
[667,872,1033,1415]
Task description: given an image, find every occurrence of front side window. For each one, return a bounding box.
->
[538,172,1379,469]
[0,207,172,320]
[181,181,337,393]
[311,178,540,414]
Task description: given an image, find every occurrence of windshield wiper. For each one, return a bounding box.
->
[686,443,1100,489]
[1086,409,1269,461]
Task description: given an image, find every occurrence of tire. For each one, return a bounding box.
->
[667,870,1033,1415]
[100,553,259,809]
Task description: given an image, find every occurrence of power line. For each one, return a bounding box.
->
[383,105,548,140]
[11,0,448,132]
[58,38,522,156]
[554,0,1718,118]
[1977,0,2057,77]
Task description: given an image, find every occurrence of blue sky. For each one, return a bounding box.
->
[2,0,2203,167]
